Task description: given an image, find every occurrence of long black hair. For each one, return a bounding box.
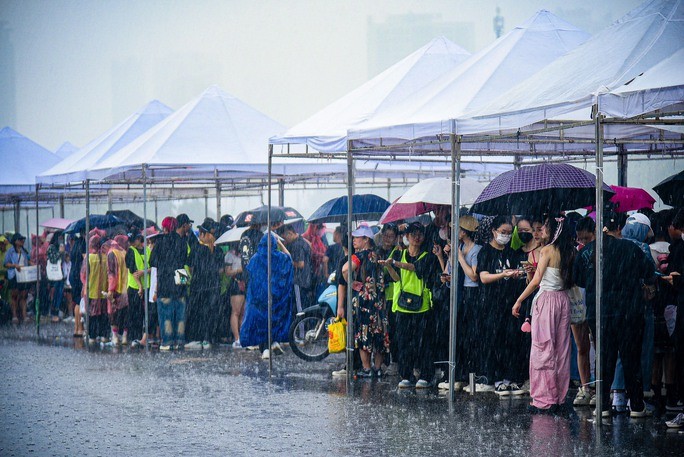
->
[546,215,575,289]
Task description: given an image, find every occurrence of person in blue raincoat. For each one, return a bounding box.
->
[240,233,293,359]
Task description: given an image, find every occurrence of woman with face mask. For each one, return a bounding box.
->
[471,216,525,394]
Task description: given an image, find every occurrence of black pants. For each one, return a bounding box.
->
[674,302,684,402]
[127,288,145,341]
[396,310,435,382]
[188,287,220,343]
[590,312,645,411]
[88,314,109,339]
[456,287,479,380]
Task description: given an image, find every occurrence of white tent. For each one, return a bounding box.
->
[351,10,590,143]
[270,37,471,153]
[38,100,173,185]
[89,85,293,181]
[450,0,684,137]
[599,47,684,118]
[0,127,61,196]
[54,141,79,159]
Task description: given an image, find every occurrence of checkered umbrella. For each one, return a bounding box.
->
[471,163,614,215]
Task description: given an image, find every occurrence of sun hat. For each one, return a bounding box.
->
[458,215,479,232]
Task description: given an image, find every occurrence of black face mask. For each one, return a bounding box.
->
[518,232,534,244]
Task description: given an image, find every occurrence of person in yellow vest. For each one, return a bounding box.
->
[126,233,151,347]
[382,222,440,389]
[106,235,130,346]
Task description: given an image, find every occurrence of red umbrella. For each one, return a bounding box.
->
[609,185,655,213]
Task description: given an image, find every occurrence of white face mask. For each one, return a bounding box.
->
[402,235,409,246]
[495,233,511,245]
[681,232,684,242]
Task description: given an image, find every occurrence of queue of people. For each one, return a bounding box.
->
[2,205,684,425]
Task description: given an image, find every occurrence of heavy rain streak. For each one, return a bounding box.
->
[1,0,684,456]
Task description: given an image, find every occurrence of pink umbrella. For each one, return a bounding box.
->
[40,217,75,230]
[380,200,444,224]
[609,185,655,213]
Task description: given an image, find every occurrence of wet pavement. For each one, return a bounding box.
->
[1,322,683,456]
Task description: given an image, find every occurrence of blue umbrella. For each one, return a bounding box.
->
[308,194,391,223]
[64,214,123,234]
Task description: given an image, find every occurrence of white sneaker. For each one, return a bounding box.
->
[438,381,466,390]
[666,413,684,428]
[495,383,512,396]
[415,379,432,389]
[261,349,270,360]
[232,340,241,349]
[332,368,347,377]
[185,341,203,351]
[463,383,495,393]
[271,342,284,355]
[246,345,259,351]
[573,387,592,406]
[111,333,120,346]
[398,379,415,389]
[629,405,653,418]
[121,332,128,346]
[509,383,528,396]
[201,341,212,350]
[592,408,611,418]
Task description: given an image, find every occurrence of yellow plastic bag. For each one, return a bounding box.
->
[327,318,346,353]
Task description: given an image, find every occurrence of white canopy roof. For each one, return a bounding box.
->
[452,0,684,136]
[39,100,173,185]
[350,10,590,143]
[54,141,79,159]
[599,47,684,118]
[0,127,61,195]
[89,85,288,181]
[270,37,471,152]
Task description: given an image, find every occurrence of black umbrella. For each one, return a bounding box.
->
[234,205,303,227]
[106,210,158,232]
[471,163,614,215]
[64,214,123,234]
[653,169,684,207]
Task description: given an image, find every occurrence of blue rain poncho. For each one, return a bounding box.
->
[240,234,293,346]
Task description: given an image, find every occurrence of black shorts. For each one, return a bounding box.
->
[9,277,31,291]
[228,279,246,297]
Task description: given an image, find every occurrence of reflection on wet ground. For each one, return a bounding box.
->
[1,323,683,456]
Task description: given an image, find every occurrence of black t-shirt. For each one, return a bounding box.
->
[289,236,312,288]
[574,236,655,319]
[149,232,188,299]
[190,244,225,293]
[476,243,521,309]
[239,228,264,271]
[326,243,344,277]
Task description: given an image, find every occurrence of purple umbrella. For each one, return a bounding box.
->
[471,163,614,215]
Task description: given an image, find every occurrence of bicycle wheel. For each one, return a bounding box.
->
[289,313,330,362]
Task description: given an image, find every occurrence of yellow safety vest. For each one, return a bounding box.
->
[392,250,432,314]
[127,246,150,290]
[384,247,398,302]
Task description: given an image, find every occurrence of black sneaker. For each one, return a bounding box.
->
[357,368,373,378]
[373,368,384,378]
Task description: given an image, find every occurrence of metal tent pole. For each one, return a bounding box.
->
[35,184,41,336]
[14,200,20,234]
[346,142,354,387]
[278,179,285,207]
[216,172,222,220]
[594,106,605,424]
[267,145,273,377]
[84,179,91,346]
[617,144,628,187]
[448,134,462,408]
[59,195,65,218]
[142,165,149,350]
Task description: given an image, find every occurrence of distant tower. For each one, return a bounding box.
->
[493,7,504,38]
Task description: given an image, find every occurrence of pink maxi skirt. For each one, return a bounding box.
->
[530,289,571,409]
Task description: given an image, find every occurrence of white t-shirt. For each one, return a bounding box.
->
[224,251,240,270]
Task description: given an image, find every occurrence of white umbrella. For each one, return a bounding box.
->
[380,177,486,223]
[215,226,249,244]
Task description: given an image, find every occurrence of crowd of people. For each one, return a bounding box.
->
[1,204,683,425]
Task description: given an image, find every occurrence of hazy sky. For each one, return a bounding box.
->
[1,0,642,151]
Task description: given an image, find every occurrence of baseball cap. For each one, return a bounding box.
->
[626,212,651,229]
[351,224,374,238]
[176,214,194,226]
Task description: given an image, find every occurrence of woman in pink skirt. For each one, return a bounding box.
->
[513,216,576,413]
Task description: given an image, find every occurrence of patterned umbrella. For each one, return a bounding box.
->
[471,163,614,215]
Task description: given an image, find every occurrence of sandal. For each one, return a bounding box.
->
[51,316,60,323]
[73,333,84,338]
